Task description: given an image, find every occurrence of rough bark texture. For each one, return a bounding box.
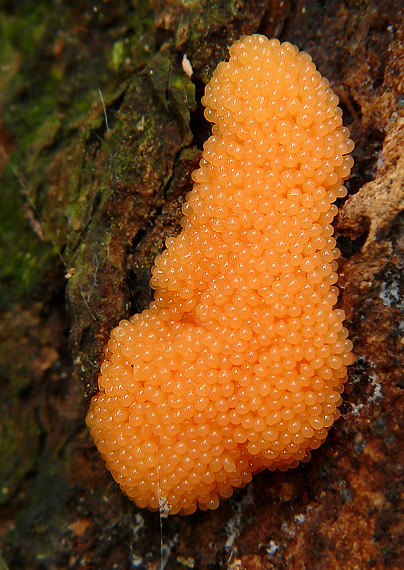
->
[0,0,403,568]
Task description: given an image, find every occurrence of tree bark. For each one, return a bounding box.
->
[0,0,403,568]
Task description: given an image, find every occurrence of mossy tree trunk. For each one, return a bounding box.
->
[0,1,403,568]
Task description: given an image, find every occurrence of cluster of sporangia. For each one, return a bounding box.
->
[87,35,355,515]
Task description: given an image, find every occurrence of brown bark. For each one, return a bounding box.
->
[0,0,403,568]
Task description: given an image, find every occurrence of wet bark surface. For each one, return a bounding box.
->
[0,0,403,568]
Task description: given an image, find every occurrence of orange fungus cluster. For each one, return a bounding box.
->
[86,35,355,515]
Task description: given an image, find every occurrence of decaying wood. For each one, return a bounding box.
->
[0,1,403,568]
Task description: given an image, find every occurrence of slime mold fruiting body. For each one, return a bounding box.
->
[86,35,355,515]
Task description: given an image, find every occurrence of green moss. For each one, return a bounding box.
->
[0,0,155,308]
[111,39,125,71]
[0,3,51,89]
[0,166,57,309]
[109,0,155,73]
[174,0,241,47]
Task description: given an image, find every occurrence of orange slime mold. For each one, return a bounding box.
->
[86,35,355,515]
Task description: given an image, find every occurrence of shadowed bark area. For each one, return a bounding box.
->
[0,0,403,568]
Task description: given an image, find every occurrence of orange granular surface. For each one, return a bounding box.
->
[86,35,355,515]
